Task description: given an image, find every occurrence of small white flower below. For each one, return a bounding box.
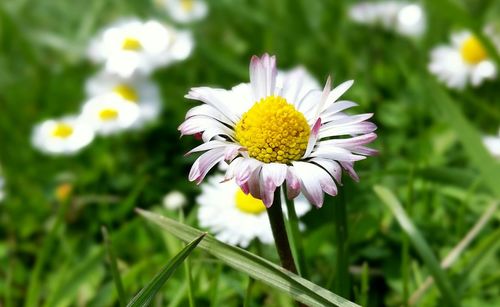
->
[428,31,498,89]
[88,18,194,77]
[86,72,162,128]
[32,115,95,155]
[197,175,311,248]
[163,190,188,210]
[81,94,140,136]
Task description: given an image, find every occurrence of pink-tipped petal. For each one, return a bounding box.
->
[340,161,360,182]
[188,148,227,184]
[303,118,322,158]
[286,167,301,200]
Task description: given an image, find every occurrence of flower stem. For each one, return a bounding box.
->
[284,193,307,277]
[334,188,350,298]
[266,189,298,274]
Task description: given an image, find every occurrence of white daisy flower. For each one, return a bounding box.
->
[162,190,188,210]
[88,18,194,77]
[86,72,162,128]
[197,175,311,247]
[31,115,95,155]
[179,54,377,207]
[161,0,208,24]
[428,31,497,89]
[81,94,140,136]
[483,128,500,158]
[348,1,426,38]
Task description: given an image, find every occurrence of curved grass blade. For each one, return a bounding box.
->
[136,208,360,307]
[102,226,127,307]
[126,233,206,307]
[373,186,460,307]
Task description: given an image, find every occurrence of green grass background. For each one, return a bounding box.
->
[0,0,499,306]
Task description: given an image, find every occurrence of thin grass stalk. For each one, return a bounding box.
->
[283,190,307,277]
[334,189,350,298]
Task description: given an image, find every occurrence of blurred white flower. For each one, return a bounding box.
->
[0,175,5,203]
[32,115,95,155]
[86,72,162,128]
[88,18,194,77]
[348,1,426,38]
[428,31,497,89]
[483,129,500,158]
[162,190,188,210]
[81,94,140,136]
[197,175,311,248]
[161,0,208,24]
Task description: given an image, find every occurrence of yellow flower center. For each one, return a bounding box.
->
[99,109,119,121]
[113,84,139,102]
[235,189,266,214]
[460,36,488,64]
[181,0,194,11]
[51,123,74,138]
[235,96,310,164]
[122,37,142,51]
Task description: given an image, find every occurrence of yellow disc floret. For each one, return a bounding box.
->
[113,84,139,102]
[51,123,74,138]
[235,96,310,164]
[122,37,142,51]
[235,189,266,214]
[460,36,488,65]
[99,109,119,121]
[181,0,194,11]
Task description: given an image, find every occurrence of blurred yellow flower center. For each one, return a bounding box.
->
[235,189,266,214]
[122,37,142,51]
[235,96,310,164]
[460,36,488,64]
[181,0,194,11]
[51,123,74,138]
[113,84,138,102]
[99,109,119,121]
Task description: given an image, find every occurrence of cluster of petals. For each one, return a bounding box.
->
[180,54,377,208]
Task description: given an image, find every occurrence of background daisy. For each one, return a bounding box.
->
[428,30,498,89]
[161,0,208,24]
[87,18,194,77]
[81,94,140,135]
[31,115,95,155]
[197,174,311,247]
[86,72,162,128]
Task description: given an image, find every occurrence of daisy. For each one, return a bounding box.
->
[86,72,162,128]
[162,190,188,210]
[348,1,426,38]
[88,18,194,77]
[161,0,208,24]
[197,175,311,247]
[81,94,140,136]
[32,115,95,155]
[428,31,497,89]
[483,128,500,158]
[179,54,377,207]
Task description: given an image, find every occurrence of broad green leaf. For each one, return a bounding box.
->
[126,233,206,307]
[136,208,360,307]
[102,226,127,307]
[373,186,460,307]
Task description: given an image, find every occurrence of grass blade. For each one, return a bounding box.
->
[373,186,460,307]
[126,233,206,307]
[102,226,127,307]
[136,208,360,307]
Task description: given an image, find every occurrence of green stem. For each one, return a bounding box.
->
[284,192,307,278]
[266,189,298,274]
[243,275,254,307]
[333,188,350,298]
[101,226,126,307]
[180,210,196,307]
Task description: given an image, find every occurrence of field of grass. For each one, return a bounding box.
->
[0,0,499,306]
